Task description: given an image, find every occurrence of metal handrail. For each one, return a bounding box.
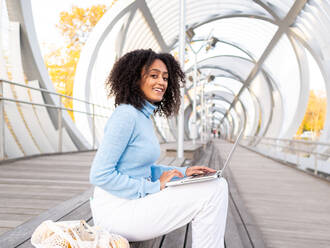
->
[0,79,111,160]
[243,136,330,175]
[0,97,109,118]
[0,79,111,110]
[249,135,330,147]
[256,140,330,157]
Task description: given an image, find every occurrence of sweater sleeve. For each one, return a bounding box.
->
[90,106,160,199]
[150,164,188,181]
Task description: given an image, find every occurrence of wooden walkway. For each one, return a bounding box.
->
[1,140,330,247]
[214,139,330,248]
[0,146,170,236]
[0,151,96,235]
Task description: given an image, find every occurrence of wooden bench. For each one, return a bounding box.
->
[163,141,205,161]
[0,154,191,248]
[0,141,266,247]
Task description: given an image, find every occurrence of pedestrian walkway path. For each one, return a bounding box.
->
[0,146,170,236]
[0,152,95,235]
[214,139,330,248]
[1,140,330,247]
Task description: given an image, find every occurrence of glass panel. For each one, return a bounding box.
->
[193,17,278,61]
[196,55,256,82]
[263,34,300,137]
[260,0,295,19]
[249,71,273,138]
[154,115,175,142]
[147,0,274,47]
[123,9,161,53]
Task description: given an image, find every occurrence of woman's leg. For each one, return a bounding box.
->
[91,177,228,248]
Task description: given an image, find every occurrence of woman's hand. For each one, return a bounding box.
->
[186,166,216,177]
[159,170,184,190]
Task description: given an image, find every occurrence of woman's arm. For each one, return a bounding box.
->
[90,106,160,199]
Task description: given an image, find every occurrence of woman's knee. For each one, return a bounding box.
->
[199,178,228,203]
[210,177,228,193]
[208,178,228,203]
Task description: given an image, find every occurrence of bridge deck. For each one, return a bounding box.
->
[214,139,330,248]
[1,140,329,247]
[0,151,96,235]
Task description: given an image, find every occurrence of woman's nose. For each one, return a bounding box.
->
[157,77,166,84]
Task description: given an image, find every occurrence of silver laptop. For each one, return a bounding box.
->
[166,129,244,187]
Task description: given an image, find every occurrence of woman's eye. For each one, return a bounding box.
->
[163,77,168,81]
[151,74,158,79]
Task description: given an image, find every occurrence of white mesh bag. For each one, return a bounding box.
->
[31,220,129,248]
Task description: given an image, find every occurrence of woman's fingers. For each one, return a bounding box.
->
[169,169,184,178]
[194,166,216,172]
[186,166,216,176]
[159,170,184,190]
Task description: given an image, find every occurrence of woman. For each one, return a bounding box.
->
[90,49,228,248]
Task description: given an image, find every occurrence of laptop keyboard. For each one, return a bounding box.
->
[191,171,217,179]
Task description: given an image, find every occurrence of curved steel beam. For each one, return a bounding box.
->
[5,0,90,149]
[218,0,307,126]
[289,30,330,145]
[185,56,278,138]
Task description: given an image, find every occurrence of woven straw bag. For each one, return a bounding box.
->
[31,220,129,248]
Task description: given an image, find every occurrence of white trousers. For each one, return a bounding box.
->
[91,178,228,248]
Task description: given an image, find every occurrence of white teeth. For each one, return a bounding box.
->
[154,88,163,92]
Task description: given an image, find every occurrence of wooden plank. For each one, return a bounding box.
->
[159,156,176,166]
[226,197,252,248]
[0,144,204,248]
[17,199,93,248]
[0,166,90,173]
[169,157,185,167]
[0,182,89,190]
[0,208,44,215]
[0,188,93,248]
[0,191,81,200]
[222,160,265,246]
[224,202,245,248]
[0,187,82,195]
[0,198,61,209]
[184,223,192,248]
[156,152,167,164]
[0,171,89,180]
[213,141,264,248]
[130,236,164,248]
[214,140,330,247]
[0,227,11,235]
[161,225,187,248]
[0,177,90,186]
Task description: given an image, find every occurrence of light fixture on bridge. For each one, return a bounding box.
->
[207,75,215,82]
[205,37,218,51]
[186,27,195,42]
[188,69,202,82]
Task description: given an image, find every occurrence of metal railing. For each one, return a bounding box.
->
[0,79,111,160]
[243,136,330,176]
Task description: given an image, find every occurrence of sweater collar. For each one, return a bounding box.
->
[141,100,157,118]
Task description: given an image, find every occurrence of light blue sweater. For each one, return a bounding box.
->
[90,101,187,199]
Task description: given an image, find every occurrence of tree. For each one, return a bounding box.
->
[296,90,327,138]
[44,5,108,120]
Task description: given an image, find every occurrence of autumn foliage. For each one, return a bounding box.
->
[44,5,108,120]
[296,90,327,139]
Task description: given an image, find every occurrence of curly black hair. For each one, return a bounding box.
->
[106,49,185,117]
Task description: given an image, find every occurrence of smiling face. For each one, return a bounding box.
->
[140,59,168,103]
